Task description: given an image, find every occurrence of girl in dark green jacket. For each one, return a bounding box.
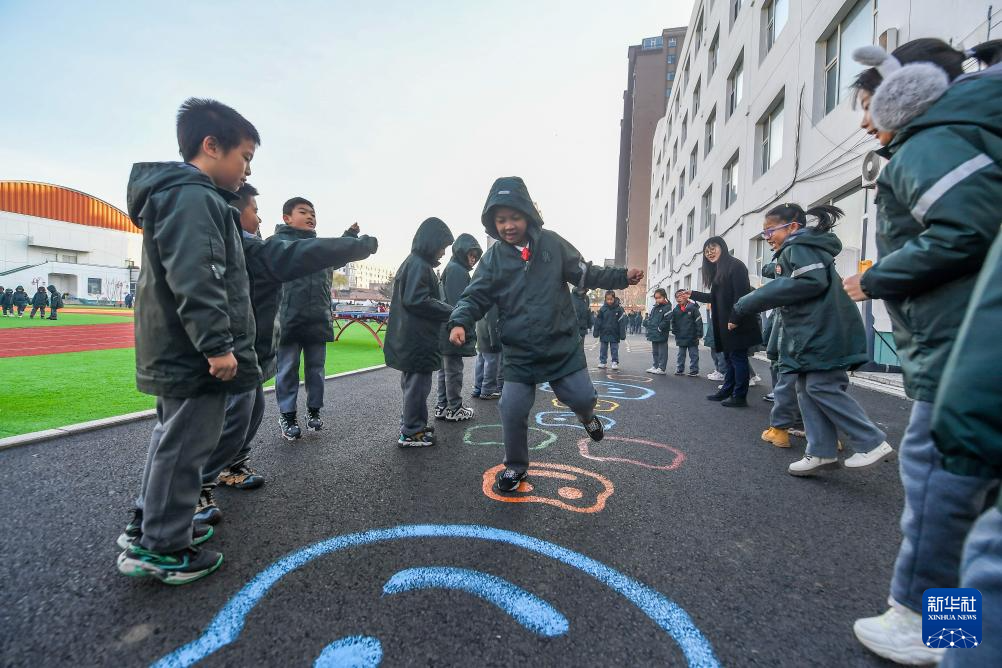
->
[733,204,892,477]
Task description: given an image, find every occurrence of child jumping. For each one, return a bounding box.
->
[670,288,702,376]
[434,233,482,421]
[449,177,643,492]
[644,287,671,375]
[592,290,626,369]
[730,204,893,476]
[384,217,456,447]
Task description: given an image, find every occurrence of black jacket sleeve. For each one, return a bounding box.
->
[243,234,378,285]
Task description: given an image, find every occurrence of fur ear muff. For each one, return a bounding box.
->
[853,45,902,78]
[869,62,950,132]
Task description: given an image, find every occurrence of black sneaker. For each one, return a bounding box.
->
[583,415,605,442]
[217,459,265,490]
[433,406,446,420]
[687,370,700,377]
[116,544,223,585]
[495,468,527,493]
[471,391,481,399]
[721,396,748,408]
[673,370,685,376]
[194,487,222,525]
[116,508,214,550]
[398,430,435,447]
[479,392,502,401]
[706,392,729,401]
[279,412,302,441]
[444,406,475,422]
[306,408,324,432]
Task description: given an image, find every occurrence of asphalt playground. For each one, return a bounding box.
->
[0,336,912,667]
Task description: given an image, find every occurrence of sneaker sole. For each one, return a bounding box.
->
[219,477,265,490]
[845,449,896,470]
[397,440,435,448]
[853,622,945,665]
[194,509,222,526]
[444,414,474,422]
[280,432,301,441]
[307,425,324,432]
[117,525,215,550]
[117,552,224,585]
[788,462,841,477]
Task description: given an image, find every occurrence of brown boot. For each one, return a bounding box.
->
[761,427,791,448]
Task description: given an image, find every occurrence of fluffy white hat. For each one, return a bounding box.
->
[852,46,950,132]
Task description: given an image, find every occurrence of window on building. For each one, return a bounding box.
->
[668,54,676,64]
[758,97,785,175]
[751,237,771,277]
[679,170,686,199]
[693,80,701,115]
[701,187,713,230]
[694,12,704,55]
[704,107,716,155]
[723,153,740,209]
[726,53,744,118]
[689,146,698,181]
[681,114,688,144]
[708,29,720,77]
[686,209,695,245]
[676,225,683,254]
[61,254,78,263]
[667,71,676,82]
[670,188,677,214]
[88,278,102,294]
[668,37,677,48]
[823,0,875,115]
[672,140,678,165]
[765,0,789,51]
[642,36,664,50]
[732,0,743,25]
[684,274,692,290]
[683,56,691,88]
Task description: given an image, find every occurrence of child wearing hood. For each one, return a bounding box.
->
[644,288,671,374]
[46,285,63,320]
[731,204,893,476]
[1,288,12,316]
[29,286,49,318]
[12,286,29,317]
[448,177,643,492]
[434,233,483,421]
[384,217,456,446]
[592,290,626,369]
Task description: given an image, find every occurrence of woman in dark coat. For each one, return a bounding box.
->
[688,236,761,406]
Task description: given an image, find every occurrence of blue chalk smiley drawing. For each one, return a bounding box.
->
[152,525,720,667]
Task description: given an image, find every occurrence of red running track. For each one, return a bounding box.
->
[0,323,134,358]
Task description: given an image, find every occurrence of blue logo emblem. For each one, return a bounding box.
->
[923,588,981,650]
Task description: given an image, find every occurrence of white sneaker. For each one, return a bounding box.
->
[854,601,945,665]
[707,371,725,381]
[845,441,895,469]
[751,374,762,383]
[654,369,667,375]
[645,367,658,374]
[787,455,839,476]
[610,362,620,370]
[596,363,607,369]
[749,377,759,387]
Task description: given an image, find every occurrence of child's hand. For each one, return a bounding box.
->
[727,322,738,331]
[843,273,868,301]
[627,269,644,285]
[346,222,361,235]
[449,326,466,346]
[207,352,238,381]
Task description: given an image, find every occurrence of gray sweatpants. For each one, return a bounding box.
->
[769,371,800,428]
[500,368,597,475]
[201,385,266,487]
[400,371,433,436]
[796,369,885,458]
[135,393,227,553]
[435,355,465,411]
[275,342,326,413]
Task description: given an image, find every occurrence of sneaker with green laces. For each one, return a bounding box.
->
[116,508,214,550]
[116,544,223,585]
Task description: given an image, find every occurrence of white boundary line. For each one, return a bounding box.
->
[0,364,388,452]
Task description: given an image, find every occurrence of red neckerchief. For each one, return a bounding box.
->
[520,245,531,262]
[678,302,688,313]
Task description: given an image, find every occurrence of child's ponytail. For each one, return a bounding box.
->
[967,39,1002,67]
[766,203,844,233]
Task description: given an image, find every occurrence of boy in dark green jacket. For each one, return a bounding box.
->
[644,288,671,374]
[571,287,593,338]
[384,217,455,447]
[46,285,63,319]
[592,291,626,369]
[29,287,48,319]
[434,233,482,421]
[11,286,29,317]
[669,289,702,376]
[448,176,643,492]
[472,304,503,400]
[116,98,260,585]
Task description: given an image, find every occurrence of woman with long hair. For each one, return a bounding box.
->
[687,236,762,407]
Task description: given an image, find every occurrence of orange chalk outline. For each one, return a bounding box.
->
[576,436,686,471]
[482,462,614,513]
[551,398,620,413]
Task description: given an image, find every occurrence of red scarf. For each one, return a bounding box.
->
[520,246,531,262]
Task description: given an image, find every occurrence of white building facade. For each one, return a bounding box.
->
[344,261,394,290]
[647,0,993,366]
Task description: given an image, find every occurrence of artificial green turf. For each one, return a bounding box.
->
[0,312,133,328]
[0,326,385,438]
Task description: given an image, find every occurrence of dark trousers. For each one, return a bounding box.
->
[720,350,750,398]
[30,306,46,318]
[201,385,266,487]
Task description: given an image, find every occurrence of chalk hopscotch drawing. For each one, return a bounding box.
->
[577,436,686,471]
[481,462,614,513]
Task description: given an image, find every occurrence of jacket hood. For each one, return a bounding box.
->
[889,76,1002,150]
[411,217,455,264]
[127,162,225,230]
[15,286,25,291]
[450,233,483,268]
[480,177,545,240]
[600,297,622,311]
[47,285,57,292]
[780,229,843,258]
[273,223,317,239]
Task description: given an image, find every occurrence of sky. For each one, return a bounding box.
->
[0,0,694,269]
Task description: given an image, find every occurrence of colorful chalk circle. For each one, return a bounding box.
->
[314,636,382,668]
[576,436,686,471]
[535,411,616,432]
[464,424,556,451]
[482,462,614,514]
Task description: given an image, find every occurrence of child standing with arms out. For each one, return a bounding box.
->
[116,98,260,584]
[731,204,893,475]
[592,290,626,369]
[384,217,455,447]
[449,177,643,492]
[670,288,702,376]
[29,286,48,319]
[644,288,671,375]
[434,233,482,421]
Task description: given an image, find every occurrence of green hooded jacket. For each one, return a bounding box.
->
[571,288,594,337]
[592,297,627,343]
[669,300,703,347]
[476,304,502,354]
[644,301,672,343]
[932,225,1002,492]
[127,162,259,397]
[438,233,482,356]
[384,218,455,373]
[274,223,343,345]
[859,75,1002,402]
[733,230,868,374]
[449,176,629,384]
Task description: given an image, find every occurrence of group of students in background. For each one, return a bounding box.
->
[0,284,63,319]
